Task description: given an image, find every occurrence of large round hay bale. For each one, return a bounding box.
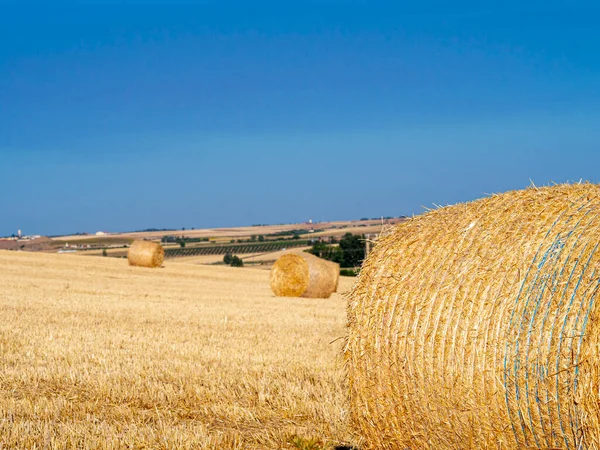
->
[270,252,339,298]
[346,183,600,449]
[127,240,164,268]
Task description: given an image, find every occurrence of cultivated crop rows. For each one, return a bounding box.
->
[164,240,309,259]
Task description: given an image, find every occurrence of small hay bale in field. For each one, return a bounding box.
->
[127,240,164,268]
[270,252,339,298]
[345,183,600,450]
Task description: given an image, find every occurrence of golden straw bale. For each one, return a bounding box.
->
[270,252,339,299]
[333,267,340,293]
[127,240,164,268]
[346,183,600,449]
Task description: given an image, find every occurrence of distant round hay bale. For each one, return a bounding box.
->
[270,252,339,298]
[346,183,600,449]
[127,240,164,268]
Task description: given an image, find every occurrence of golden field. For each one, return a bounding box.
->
[0,251,356,449]
[168,247,314,267]
[56,219,402,243]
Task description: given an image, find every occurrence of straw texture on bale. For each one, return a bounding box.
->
[346,183,600,450]
[270,252,339,299]
[127,240,164,268]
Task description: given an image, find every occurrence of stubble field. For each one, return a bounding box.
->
[0,251,355,449]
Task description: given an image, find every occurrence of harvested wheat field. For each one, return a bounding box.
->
[0,251,355,449]
[164,247,314,268]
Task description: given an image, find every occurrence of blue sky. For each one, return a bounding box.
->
[1,1,600,236]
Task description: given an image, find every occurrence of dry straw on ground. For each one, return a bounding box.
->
[346,183,600,449]
[0,251,355,448]
[270,252,339,299]
[127,240,164,268]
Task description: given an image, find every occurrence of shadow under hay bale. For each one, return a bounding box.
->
[270,252,339,299]
[346,183,600,449]
[127,240,164,268]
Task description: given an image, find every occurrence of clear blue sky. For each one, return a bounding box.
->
[2,1,600,236]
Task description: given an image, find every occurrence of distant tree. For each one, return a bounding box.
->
[237,239,243,243]
[102,249,108,257]
[310,241,329,258]
[231,239,235,243]
[230,255,244,267]
[307,241,343,264]
[258,235,265,242]
[223,253,233,264]
[179,241,186,248]
[250,235,257,242]
[340,268,360,277]
[339,233,366,268]
[292,233,300,240]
